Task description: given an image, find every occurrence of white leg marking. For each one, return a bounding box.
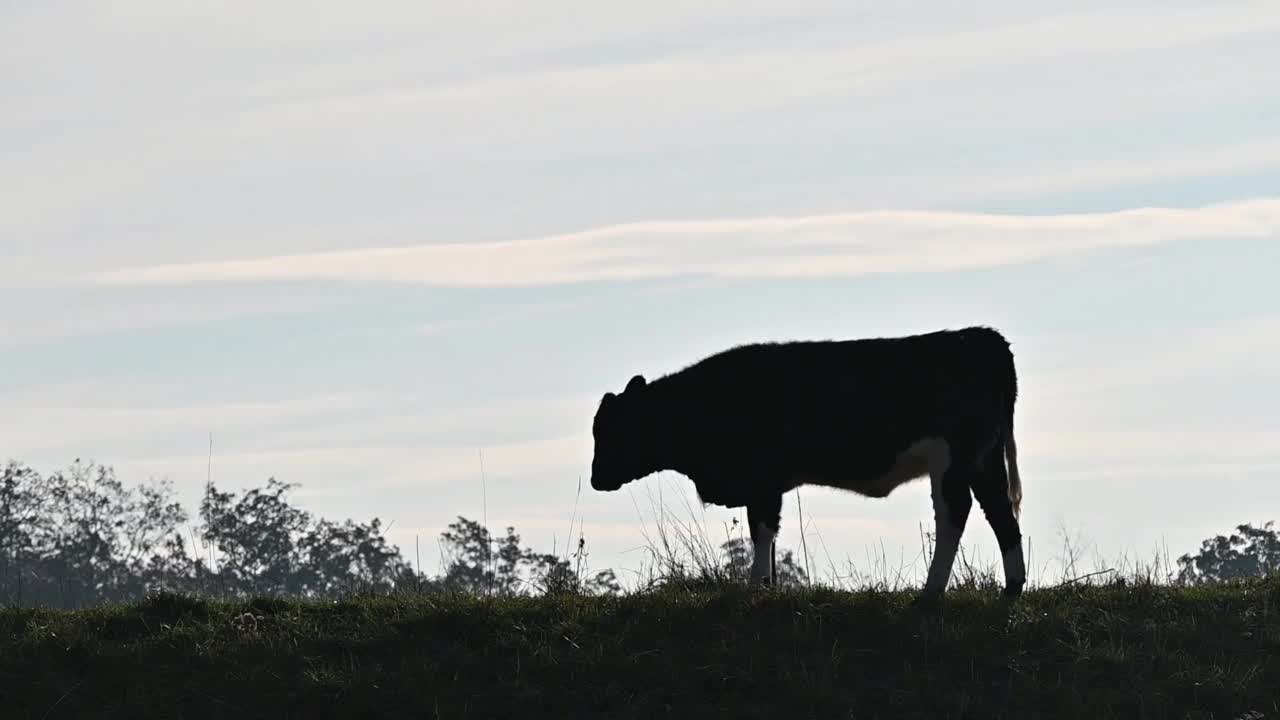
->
[923,470,961,595]
[1003,542,1027,590]
[750,521,776,585]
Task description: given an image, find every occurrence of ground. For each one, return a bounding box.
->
[2,578,1278,719]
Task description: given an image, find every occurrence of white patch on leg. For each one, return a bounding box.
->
[750,522,776,585]
[923,468,961,595]
[1002,542,1027,591]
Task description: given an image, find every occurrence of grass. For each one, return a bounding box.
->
[2,576,1278,719]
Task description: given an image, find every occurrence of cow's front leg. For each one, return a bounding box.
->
[747,494,783,586]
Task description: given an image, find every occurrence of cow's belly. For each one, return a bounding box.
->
[791,437,951,498]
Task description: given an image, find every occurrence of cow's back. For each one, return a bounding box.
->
[651,327,1015,504]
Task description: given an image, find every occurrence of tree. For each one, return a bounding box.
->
[525,549,623,597]
[199,477,312,596]
[1177,521,1280,585]
[0,462,45,605]
[434,516,621,596]
[302,517,416,596]
[199,477,416,599]
[2,457,621,607]
[120,475,194,595]
[0,460,195,607]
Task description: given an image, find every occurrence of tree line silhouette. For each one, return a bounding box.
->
[1,459,630,608]
[1,459,1275,608]
[0,459,804,608]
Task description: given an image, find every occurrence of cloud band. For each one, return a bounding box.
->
[95,197,1280,289]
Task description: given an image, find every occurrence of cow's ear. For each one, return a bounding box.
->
[625,374,646,394]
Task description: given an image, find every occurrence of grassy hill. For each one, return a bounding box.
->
[2,578,1277,719]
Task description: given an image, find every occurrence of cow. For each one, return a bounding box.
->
[588,325,1026,599]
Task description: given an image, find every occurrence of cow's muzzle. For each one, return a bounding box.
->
[590,475,623,492]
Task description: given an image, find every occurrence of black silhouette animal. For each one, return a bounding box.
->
[589,326,1025,598]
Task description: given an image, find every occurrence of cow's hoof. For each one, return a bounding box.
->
[911,589,944,611]
[1001,583,1025,602]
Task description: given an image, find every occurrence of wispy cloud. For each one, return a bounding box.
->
[96,197,1280,289]
[248,4,1280,118]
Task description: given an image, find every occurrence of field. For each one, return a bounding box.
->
[2,577,1278,720]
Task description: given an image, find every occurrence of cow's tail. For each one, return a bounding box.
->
[973,326,1023,519]
[997,330,1023,520]
[1002,366,1023,519]
[1005,413,1022,520]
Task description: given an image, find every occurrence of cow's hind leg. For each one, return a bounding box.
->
[973,442,1026,598]
[747,494,783,586]
[922,459,974,598]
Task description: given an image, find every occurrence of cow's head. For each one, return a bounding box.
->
[590,374,654,492]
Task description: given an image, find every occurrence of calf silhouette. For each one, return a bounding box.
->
[589,326,1025,598]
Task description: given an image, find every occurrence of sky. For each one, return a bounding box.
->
[3,1,1279,588]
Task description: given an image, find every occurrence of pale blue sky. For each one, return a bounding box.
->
[3,2,1279,586]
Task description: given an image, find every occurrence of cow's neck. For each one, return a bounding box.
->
[636,378,701,478]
